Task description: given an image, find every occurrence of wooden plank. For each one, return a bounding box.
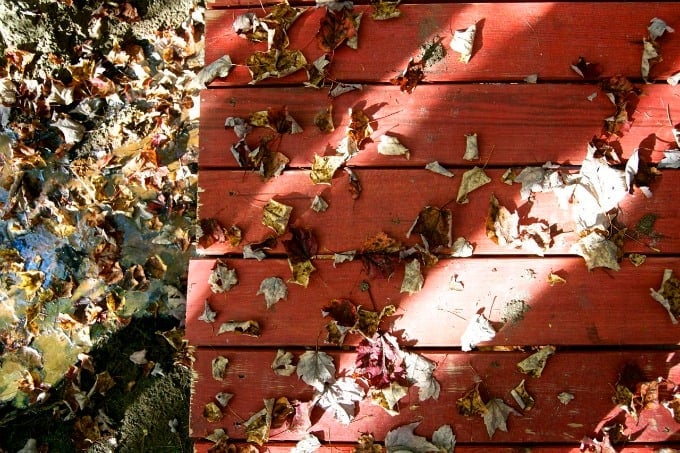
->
[189,348,680,443]
[196,167,678,256]
[186,257,680,348]
[194,442,678,453]
[205,3,680,86]
[200,83,679,169]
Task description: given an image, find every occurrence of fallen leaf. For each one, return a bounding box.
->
[570,56,602,79]
[333,250,356,266]
[262,199,293,235]
[629,253,646,267]
[457,166,491,204]
[460,313,496,352]
[290,400,313,433]
[129,349,148,365]
[648,17,675,40]
[361,232,403,279]
[192,55,233,89]
[272,396,295,428]
[53,117,85,144]
[510,379,534,411]
[293,434,322,453]
[355,332,404,388]
[250,107,303,135]
[329,82,362,97]
[385,421,439,453]
[378,135,410,158]
[486,194,520,248]
[211,356,229,381]
[355,433,383,453]
[650,268,680,323]
[297,350,336,392]
[203,402,223,422]
[257,277,288,309]
[370,381,408,415]
[244,399,274,445]
[198,300,217,323]
[208,261,238,293]
[372,1,401,20]
[403,351,440,401]
[547,272,566,286]
[450,24,476,63]
[288,259,316,287]
[310,154,345,184]
[457,383,487,416]
[390,58,425,93]
[517,345,556,378]
[313,105,334,132]
[570,232,620,271]
[306,55,331,89]
[313,376,364,424]
[246,48,307,84]
[463,133,479,160]
[400,259,424,295]
[217,320,261,337]
[420,36,446,68]
[317,8,360,52]
[272,349,296,376]
[425,161,454,177]
[451,237,473,257]
[311,195,329,212]
[284,227,318,287]
[345,167,362,199]
[483,398,519,438]
[407,206,452,250]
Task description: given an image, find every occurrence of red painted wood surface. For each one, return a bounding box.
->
[191,1,680,449]
[200,84,679,169]
[186,257,680,348]
[205,3,680,86]
[196,168,677,256]
[190,348,680,443]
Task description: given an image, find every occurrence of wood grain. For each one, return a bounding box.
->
[205,3,680,86]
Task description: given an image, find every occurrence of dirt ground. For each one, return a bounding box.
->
[0,0,202,451]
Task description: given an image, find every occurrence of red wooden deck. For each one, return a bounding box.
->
[189,1,680,451]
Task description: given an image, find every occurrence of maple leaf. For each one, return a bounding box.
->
[272,349,296,376]
[208,261,238,293]
[460,313,496,351]
[457,383,487,416]
[407,206,452,250]
[257,277,288,309]
[314,376,365,425]
[250,107,303,135]
[457,166,491,204]
[323,298,359,327]
[370,381,408,415]
[450,24,476,63]
[297,350,336,392]
[217,320,261,337]
[360,232,403,279]
[317,8,360,52]
[483,398,519,439]
[390,58,425,93]
[400,259,424,295]
[355,332,404,388]
[284,227,318,264]
[385,421,438,453]
[517,345,556,378]
[403,351,440,401]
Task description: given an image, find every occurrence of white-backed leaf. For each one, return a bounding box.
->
[297,350,336,391]
[483,398,519,438]
[257,277,288,309]
[404,351,440,401]
[460,313,496,351]
[385,421,438,453]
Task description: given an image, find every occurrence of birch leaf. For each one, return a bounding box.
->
[450,24,476,63]
[461,313,496,351]
[310,154,345,184]
[404,351,440,401]
[570,232,620,271]
[209,261,238,293]
[217,320,261,337]
[400,259,424,295]
[378,135,410,159]
[314,377,364,424]
[272,349,296,376]
[517,345,556,378]
[463,133,479,160]
[211,356,229,381]
[262,199,292,235]
[425,161,454,177]
[297,350,336,392]
[385,421,438,453]
[483,398,519,439]
[198,300,217,323]
[257,277,288,309]
[432,425,456,453]
[457,166,491,204]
